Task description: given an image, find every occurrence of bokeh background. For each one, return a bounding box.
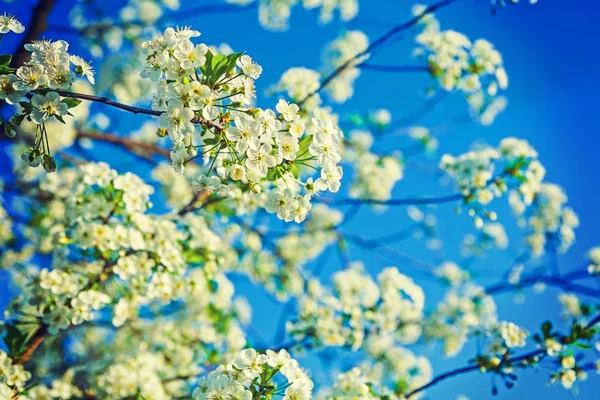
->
[1,0,599,398]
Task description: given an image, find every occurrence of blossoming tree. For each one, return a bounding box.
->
[0,0,598,399]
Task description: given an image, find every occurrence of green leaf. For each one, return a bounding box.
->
[266,168,280,182]
[542,321,552,337]
[60,98,82,109]
[2,121,16,138]
[208,201,235,217]
[288,163,299,179]
[201,51,243,86]
[0,54,11,66]
[54,114,67,124]
[19,101,33,113]
[0,64,14,74]
[574,342,593,349]
[200,49,214,77]
[1,322,38,357]
[297,136,312,154]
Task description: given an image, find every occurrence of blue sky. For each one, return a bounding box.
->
[1,0,599,398]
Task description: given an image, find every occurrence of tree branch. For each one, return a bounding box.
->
[51,90,225,132]
[486,270,599,298]
[404,314,600,398]
[78,130,170,162]
[298,0,461,105]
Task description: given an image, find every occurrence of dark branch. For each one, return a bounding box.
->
[298,0,461,105]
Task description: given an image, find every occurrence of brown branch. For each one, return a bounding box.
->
[14,324,47,365]
[13,0,58,68]
[77,130,170,161]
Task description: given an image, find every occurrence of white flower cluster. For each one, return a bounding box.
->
[363,335,433,399]
[434,261,469,286]
[408,126,439,153]
[551,355,589,390]
[558,293,584,320]
[424,283,497,357]
[226,0,358,30]
[71,301,249,399]
[587,246,600,275]
[0,351,31,399]
[316,350,431,400]
[140,27,344,223]
[498,321,528,348]
[413,5,508,124]
[196,348,313,400]
[321,30,369,103]
[65,0,181,57]
[516,183,579,256]
[441,137,578,256]
[235,205,343,301]
[27,370,82,399]
[274,67,322,110]
[288,264,425,349]
[1,39,94,107]
[462,222,509,257]
[0,12,24,34]
[344,130,404,203]
[4,162,247,336]
[316,368,379,399]
[0,36,96,170]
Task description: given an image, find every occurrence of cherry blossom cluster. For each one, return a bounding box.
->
[0,351,31,400]
[462,222,509,257]
[344,129,404,202]
[287,263,425,349]
[3,162,244,335]
[423,282,498,356]
[226,0,358,30]
[587,246,600,275]
[196,348,313,400]
[139,27,344,223]
[0,36,96,171]
[0,12,24,35]
[413,5,509,124]
[360,336,433,399]
[1,39,94,107]
[273,67,322,110]
[441,137,578,256]
[315,353,430,400]
[321,30,369,103]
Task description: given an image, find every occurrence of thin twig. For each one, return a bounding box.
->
[298,0,461,105]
